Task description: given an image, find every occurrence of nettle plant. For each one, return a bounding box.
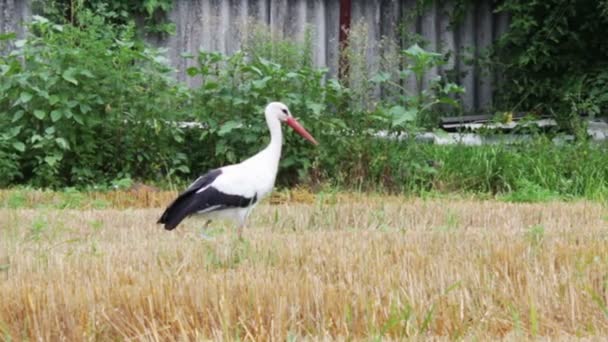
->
[372,44,464,132]
[0,14,189,187]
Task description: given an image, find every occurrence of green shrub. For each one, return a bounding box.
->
[0,13,189,187]
[492,0,608,130]
[33,0,175,35]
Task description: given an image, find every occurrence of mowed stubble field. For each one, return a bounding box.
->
[1,192,608,340]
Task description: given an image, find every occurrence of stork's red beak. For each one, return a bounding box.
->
[285,117,318,145]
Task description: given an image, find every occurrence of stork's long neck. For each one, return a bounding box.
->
[264,114,283,168]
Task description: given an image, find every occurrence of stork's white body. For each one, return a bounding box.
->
[195,114,283,224]
[158,102,315,238]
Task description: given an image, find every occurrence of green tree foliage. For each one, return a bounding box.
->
[493,0,608,131]
[33,0,175,34]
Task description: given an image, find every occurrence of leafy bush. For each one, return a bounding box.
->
[0,13,189,187]
[492,0,608,131]
[340,22,463,131]
[33,0,175,35]
[0,127,22,187]
[377,44,464,130]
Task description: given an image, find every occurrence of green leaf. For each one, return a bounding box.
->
[252,77,272,89]
[246,65,263,76]
[62,68,79,85]
[73,114,84,125]
[79,69,94,78]
[307,102,324,115]
[49,95,60,105]
[32,15,50,24]
[55,137,70,150]
[0,32,16,41]
[204,81,219,90]
[176,165,190,174]
[218,120,242,136]
[404,44,425,57]
[44,155,61,167]
[370,72,391,83]
[12,110,24,122]
[50,110,62,122]
[19,92,33,104]
[12,141,25,152]
[186,67,199,76]
[33,110,46,120]
[389,106,417,126]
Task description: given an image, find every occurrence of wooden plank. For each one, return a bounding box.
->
[380,0,399,40]
[270,0,288,38]
[438,2,456,74]
[367,0,382,99]
[197,0,211,53]
[458,3,476,111]
[476,0,493,110]
[226,0,242,54]
[307,0,327,68]
[217,0,230,53]
[440,111,544,125]
[493,10,510,93]
[441,114,494,124]
[248,0,269,23]
[163,1,183,81]
[285,0,307,40]
[325,0,341,76]
[379,0,400,100]
[401,0,419,96]
[206,0,222,53]
[495,11,510,40]
[420,1,438,91]
[0,0,31,53]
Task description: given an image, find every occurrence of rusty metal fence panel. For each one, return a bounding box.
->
[1,0,509,112]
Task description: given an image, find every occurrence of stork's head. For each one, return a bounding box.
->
[265,102,318,145]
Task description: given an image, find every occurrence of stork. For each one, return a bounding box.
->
[158,102,318,239]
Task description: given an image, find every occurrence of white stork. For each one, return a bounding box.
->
[158,102,318,239]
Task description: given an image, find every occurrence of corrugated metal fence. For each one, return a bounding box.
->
[0,0,30,43]
[1,0,509,112]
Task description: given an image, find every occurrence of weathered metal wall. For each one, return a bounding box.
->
[0,0,30,52]
[0,0,509,111]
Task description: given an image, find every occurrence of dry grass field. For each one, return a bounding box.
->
[1,191,608,340]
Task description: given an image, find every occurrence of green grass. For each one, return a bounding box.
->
[327,138,608,201]
[2,138,608,205]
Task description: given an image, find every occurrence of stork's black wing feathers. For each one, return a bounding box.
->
[157,169,222,230]
[157,169,257,231]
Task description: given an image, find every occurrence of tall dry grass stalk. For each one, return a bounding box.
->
[1,197,608,340]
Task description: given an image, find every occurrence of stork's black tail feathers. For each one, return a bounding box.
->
[157,192,197,230]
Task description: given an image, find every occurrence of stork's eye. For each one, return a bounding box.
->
[281,108,288,114]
